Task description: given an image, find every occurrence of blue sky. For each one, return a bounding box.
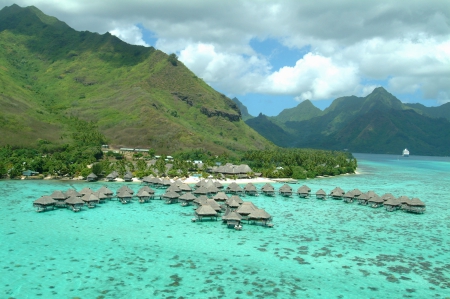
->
[3,0,448,116]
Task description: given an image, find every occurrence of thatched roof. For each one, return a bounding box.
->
[384,197,401,206]
[166,184,181,193]
[98,186,114,196]
[351,188,363,197]
[358,193,370,200]
[366,190,378,199]
[137,190,151,198]
[179,192,197,201]
[161,178,172,186]
[330,187,345,196]
[179,183,192,192]
[206,198,221,211]
[87,173,97,179]
[50,190,68,200]
[82,193,99,202]
[408,198,425,207]
[261,183,275,191]
[162,191,180,199]
[368,195,384,203]
[227,182,243,192]
[123,172,133,180]
[65,195,85,205]
[193,186,209,195]
[195,205,218,216]
[279,184,292,192]
[137,186,155,196]
[213,192,228,202]
[236,202,258,215]
[194,195,209,205]
[117,190,133,198]
[214,181,223,188]
[227,195,243,205]
[398,195,410,204]
[227,199,240,208]
[222,211,242,221]
[381,193,395,201]
[297,185,311,194]
[244,183,257,192]
[117,185,134,195]
[65,189,81,197]
[343,191,354,198]
[94,191,109,200]
[34,195,56,206]
[79,187,93,195]
[248,209,271,220]
[316,189,326,196]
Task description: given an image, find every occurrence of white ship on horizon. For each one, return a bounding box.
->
[402,148,410,157]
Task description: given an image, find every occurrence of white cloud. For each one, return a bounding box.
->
[2,0,449,105]
[110,25,149,46]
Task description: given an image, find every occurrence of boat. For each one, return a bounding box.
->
[402,148,410,157]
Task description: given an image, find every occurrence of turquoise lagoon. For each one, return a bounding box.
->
[0,153,449,298]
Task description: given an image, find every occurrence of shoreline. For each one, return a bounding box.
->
[18,170,360,185]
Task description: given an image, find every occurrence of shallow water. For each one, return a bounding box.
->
[1,153,449,298]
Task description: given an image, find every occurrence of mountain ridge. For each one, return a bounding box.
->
[0,4,273,154]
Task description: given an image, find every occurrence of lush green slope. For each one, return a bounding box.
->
[231,97,253,121]
[246,87,450,156]
[404,103,450,121]
[0,4,273,154]
[273,100,322,123]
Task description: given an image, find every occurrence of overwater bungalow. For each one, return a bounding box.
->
[51,190,68,208]
[343,191,355,203]
[368,195,384,208]
[279,184,293,197]
[398,195,411,210]
[178,192,197,206]
[226,199,240,211]
[97,186,114,199]
[226,182,244,195]
[86,173,98,182]
[244,183,259,196]
[236,202,258,219]
[351,189,363,199]
[329,187,345,199]
[221,211,243,228]
[381,193,396,202]
[116,185,134,196]
[366,190,378,199]
[227,195,244,206]
[64,196,85,212]
[357,192,370,205]
[117,190,133,204]
[206,184,220,195]
[123,172,133,182]
[106,172,117,182]
[82,193,100,208]
[141,175,153,185]
[137,186,155,199]
[297,185,311,198]
[161,178,172,187]
[163,191,180,204]
[261,183,275,197]
[65,189,82,198]
[212,192,229,202]
[193,195,209,207]
[194,205,218,221]
[248,209,273,227]
[206,198,222,212]
[33,195,56,212]
[193,186,209,197]
[213,181,224,189]
[136,190,152,203]
[179,183,192,193]
[166,184,182,193]
[79,187,93,196]
[384,197,401,212]
[94,191,109,204]
[405,198,426,214]
[149,177,163,188]
[315,189,327,200]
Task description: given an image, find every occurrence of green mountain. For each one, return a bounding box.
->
[404,102,450,121]
[231,97,253,121]
[0,4,273,154]
[246,87,450,156]
[245,113,293,146]
[273,100,322,123]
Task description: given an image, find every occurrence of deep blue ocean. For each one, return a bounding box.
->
[0,153,449,298]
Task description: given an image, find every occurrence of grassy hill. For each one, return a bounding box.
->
[0,4,273,154]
